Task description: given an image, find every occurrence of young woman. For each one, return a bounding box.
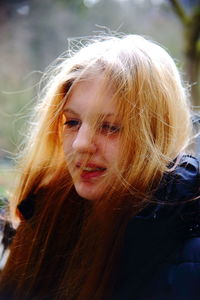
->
[0,34,199,300]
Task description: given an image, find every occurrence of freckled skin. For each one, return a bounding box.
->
[63,77,121,201]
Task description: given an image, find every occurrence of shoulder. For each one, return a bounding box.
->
[151,154,200,239]
[126,155,200,299]
[154,154,199,203]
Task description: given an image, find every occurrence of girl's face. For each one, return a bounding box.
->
[63,76,122,201]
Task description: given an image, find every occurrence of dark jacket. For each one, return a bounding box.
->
[1,155,200,299]
[113,155,200,300]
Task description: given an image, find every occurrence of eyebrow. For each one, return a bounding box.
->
[63,108,79,115]
[63,108,116,117]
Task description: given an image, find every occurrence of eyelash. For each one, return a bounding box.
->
[100,123,120,134]
[64,119,81,129]
[64,119,120,134]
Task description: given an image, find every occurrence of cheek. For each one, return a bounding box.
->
[103,139,121,165]
[63,134,73,156]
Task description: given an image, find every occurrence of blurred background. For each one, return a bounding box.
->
[0,0,200,198]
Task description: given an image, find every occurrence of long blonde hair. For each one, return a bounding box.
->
[1,34,192,300]
[10,34,191,219]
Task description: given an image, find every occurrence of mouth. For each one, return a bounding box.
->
[76,163,107,180]
[81,166,106,172]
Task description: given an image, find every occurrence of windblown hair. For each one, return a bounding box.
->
[0,35,192,299]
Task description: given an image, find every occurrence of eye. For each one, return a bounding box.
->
[100,122,121,135]
[64,119,81,130]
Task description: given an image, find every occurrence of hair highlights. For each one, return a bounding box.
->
[1,34,193,300]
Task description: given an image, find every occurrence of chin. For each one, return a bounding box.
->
[74,182,104,201]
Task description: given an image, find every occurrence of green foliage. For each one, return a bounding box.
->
[0,163,16,201]
[56,0,86,12]
[0,188,6,200]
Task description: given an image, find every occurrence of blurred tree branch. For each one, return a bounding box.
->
[169,0,200,107]
[169,0,189,23]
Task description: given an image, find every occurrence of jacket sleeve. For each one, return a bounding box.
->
[139,237,200,300]
[168,237,200,300]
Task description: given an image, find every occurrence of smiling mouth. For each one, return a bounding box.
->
[81,167,106,172]
[76,164,107,180]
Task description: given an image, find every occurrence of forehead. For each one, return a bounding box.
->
[64,76,117,117]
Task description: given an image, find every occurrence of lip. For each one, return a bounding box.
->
[80,169,106,180]
[76,162,107,180]
[76,162,106,169]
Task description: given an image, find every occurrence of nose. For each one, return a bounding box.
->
[72,124,97,154]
